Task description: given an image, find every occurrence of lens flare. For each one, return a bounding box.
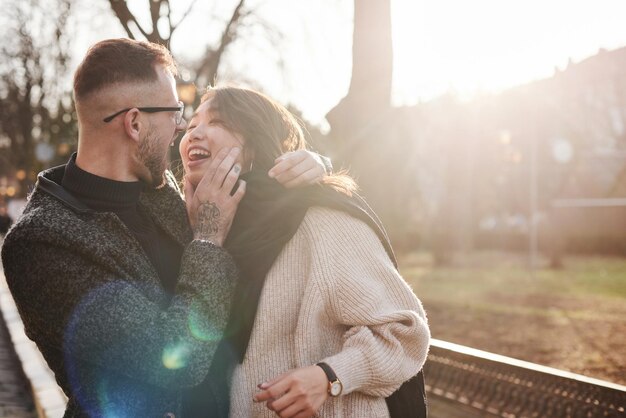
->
[64,281,173,415]
[187,298,222,342]
[162,341,191,370]
[96,379,128,418]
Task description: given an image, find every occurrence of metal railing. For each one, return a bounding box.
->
[425,339,626,418]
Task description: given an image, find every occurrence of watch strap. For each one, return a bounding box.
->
[316,362,338,382]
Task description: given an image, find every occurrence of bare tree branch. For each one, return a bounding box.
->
[194,0,246,84]
[100,0,285,96]
[249,16,285,46]
[148,0,162,42]
[108,0,150,40]
[165,1,174,39]
[171,0,199,35]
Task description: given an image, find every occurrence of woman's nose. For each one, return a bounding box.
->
[189,128,203,142]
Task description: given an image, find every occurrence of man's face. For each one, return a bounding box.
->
[138,123,168,187]
[136,66,187,186]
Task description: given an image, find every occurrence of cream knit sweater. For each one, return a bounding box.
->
[229,207,430,418]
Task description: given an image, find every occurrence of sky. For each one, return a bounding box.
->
[70,0,626,128]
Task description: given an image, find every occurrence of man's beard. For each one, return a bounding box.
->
[138,125,168,187]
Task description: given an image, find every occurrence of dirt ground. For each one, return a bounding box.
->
[423,296,626,384]
[401,251,626,385]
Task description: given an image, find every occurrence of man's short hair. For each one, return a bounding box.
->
[73,38,177,102]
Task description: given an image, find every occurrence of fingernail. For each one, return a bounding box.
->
[253,396,259,402]
[233,148,241,155]
[267,170,275,178]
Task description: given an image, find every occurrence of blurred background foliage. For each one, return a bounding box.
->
[2,0,625,267]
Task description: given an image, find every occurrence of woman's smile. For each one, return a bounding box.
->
[180,98,246,185]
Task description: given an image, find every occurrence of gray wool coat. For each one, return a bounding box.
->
[1,164,237,418]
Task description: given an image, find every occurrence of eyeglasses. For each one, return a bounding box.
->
[103,101,184,124]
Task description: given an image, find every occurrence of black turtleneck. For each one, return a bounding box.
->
[61,155,182,294]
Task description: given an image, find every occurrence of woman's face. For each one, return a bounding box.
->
[179,98,247,187]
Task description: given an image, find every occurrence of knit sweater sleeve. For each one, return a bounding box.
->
[1,230,237,390]
[304,207,430,398]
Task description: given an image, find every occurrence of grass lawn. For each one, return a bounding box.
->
[399,250,626,385]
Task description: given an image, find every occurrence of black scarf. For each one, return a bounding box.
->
[184,170,426,418]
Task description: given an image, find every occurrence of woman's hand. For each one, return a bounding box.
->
[253,365,329,418]
[184,147,246,245]
[268,150,329,188]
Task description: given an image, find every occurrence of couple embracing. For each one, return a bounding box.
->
[1,38,429,418]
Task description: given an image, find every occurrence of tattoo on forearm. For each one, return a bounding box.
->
[196,202,221,240]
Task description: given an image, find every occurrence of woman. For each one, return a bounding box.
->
[180,86,430,418]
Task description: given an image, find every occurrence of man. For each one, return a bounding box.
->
[1,38,328,417]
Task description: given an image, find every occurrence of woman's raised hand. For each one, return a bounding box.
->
[268,150,328,188]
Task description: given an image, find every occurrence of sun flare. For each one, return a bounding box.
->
[391,0,626,105]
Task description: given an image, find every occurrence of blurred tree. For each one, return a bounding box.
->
[107,0,273,88]
[0,0,77,197]
[326,0,422,249]
[106,0,285,167]
[326,0,392,142]
[0,0,285,194]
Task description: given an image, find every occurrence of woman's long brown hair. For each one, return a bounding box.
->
[202,86,357,194]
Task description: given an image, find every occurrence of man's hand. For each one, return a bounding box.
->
[184,147,246,245]
[253,365,329,418]
[268,150,328,189]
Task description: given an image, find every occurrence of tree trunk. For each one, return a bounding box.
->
[326,0,406,241]
[326,0,393,145]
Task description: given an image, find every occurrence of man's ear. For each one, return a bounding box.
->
[123,109,142,143]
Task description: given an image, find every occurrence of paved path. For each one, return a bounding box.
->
[0,259,36,417]
[0,239,66,418]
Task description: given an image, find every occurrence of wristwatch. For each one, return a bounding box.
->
[316,362,343,397]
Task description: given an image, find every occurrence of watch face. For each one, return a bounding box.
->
[330,381,342,396]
